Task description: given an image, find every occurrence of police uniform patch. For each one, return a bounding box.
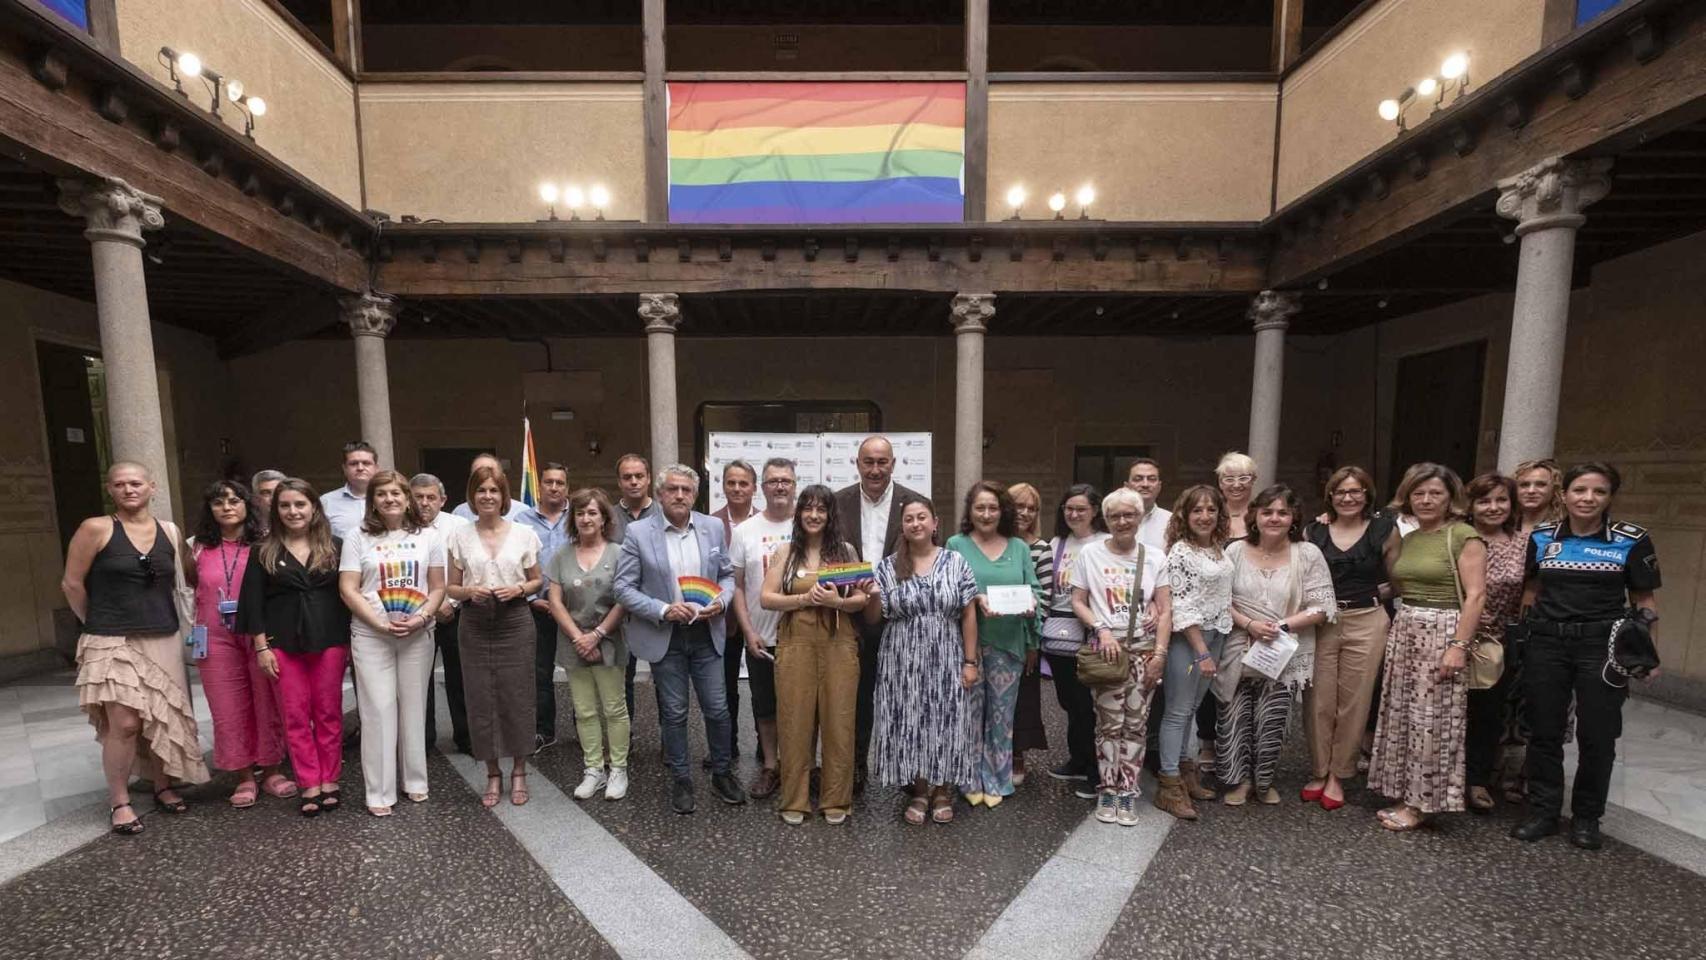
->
[1611,520,1649,540]
[1543,541,1563,560]
[1644,553,1660,573]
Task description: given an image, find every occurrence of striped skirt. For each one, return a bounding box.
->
[1368,602,1468,813]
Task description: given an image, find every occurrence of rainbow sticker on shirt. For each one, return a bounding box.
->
[678,576,720,607]
[380,560,427,621]
[817,561,874,587]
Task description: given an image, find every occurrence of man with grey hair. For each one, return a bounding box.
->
[614,463,743,813]
[412,472,472,754]
[729,456,797,797]
[250,469,286,521]
[709,459,759,761]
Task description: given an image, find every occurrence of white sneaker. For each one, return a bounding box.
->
[604,767,629,801]
[573,768,608,800]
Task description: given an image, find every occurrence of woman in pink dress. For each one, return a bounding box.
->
[189,480,295,807]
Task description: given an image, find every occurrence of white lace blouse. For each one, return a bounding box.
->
[1166,541,1234,634]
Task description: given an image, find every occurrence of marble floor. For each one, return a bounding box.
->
[0,665,1701,960]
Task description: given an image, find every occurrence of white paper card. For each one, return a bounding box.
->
[985,585,1036,616]
[1239,628,1299,680]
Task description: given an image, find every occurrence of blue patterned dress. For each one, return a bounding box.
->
[871,549,980,788]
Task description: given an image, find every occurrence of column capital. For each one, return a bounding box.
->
[951,292,996,334]
[1495,156,1613,235]
[1248,289,1300,333]
[341,290,398,339]
[57,176,164,247]
[639,292,681,333]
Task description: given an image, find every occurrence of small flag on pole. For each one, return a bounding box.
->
[519,415,540,508]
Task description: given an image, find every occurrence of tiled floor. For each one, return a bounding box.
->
[0,665,1702,960]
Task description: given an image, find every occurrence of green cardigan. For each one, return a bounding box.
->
[945,533,1042,656]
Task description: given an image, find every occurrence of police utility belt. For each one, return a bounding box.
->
[1523,609,1661,687]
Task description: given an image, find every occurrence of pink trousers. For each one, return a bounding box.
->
[274,646,348,788]
[202,625,287,771]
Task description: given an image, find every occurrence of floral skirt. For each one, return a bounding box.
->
[1367,604,1467,813]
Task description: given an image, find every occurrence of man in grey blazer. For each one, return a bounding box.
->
[614,464,746,814]
[832,435,923,792]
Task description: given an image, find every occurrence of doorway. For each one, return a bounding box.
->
[1072,444,1154,497]
[419,448,493,509]
[37,341,111,554]
[1388,340,1486,485]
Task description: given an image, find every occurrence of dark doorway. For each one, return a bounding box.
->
[1388,340,1487,486]
[37,341,110,554]
[1072,444,1154,497]
[419,448,491,509]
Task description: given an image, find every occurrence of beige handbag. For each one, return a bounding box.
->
[1076,544,1143,687]
[1447,525,1504,690]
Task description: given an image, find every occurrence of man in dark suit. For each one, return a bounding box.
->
[833,435,923,791]
[613,464,745,814]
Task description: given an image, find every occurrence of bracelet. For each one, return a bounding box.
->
[1193,651,1213,663]
[963,659,979,667]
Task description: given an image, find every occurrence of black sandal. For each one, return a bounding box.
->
[318,790,341,812]
[153,789,188,814]
[110,803,144,836]
[299,796,322,818]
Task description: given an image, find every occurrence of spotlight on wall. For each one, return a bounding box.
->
[156,46,263,136]
[1005,185,1026,220]
[1075,183,1095,219]
[588,184,611,221]
[537,182,602,221]
[232,90,267,138]
[158,46,200,94]
[1441,52,1469,84]
[1377,87,1415,131]
[1047,191,1067,219]
[563,185,586,219]
[539,182,560,220]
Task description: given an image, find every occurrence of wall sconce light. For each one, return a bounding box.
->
[1378,52,1469,136]
[586,433,603,457]
[539,182,604,220]
[1075,183,1095,219]
[157,46,264,136]
[1005,185,1026,220]
[158,46,200,95]
[539,181,559,220]
[1377,87,1415,130]
[588,184,610,221]
[228,80,267,138]
[1047,191,1067,220]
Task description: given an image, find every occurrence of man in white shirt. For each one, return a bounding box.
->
[729,457,797,798]
[832,435,922,791]
[1127,458,1173,551]
[320,441,377,540]
[451,452,528,522]
[413,473,471,754]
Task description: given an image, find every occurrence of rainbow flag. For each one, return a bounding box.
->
[678,576,721,607]
[668,82,965,224]
[518,416,539,509]
[817,561,875,587]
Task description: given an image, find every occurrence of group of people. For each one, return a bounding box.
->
[61,436,1660,850]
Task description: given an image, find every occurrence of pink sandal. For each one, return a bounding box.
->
[261,773,298,798]
[229,780,259,808]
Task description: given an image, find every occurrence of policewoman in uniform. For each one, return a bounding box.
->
[1511,462,1660,850]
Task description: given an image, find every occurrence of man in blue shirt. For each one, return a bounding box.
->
[319,441,377,539]
[517,462,572,752]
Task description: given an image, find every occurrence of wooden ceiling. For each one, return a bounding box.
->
[338,1,1329,27]
[0,154,328,338]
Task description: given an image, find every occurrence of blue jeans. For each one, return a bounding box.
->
[652,622,732,780]
[1158,629,1226,775]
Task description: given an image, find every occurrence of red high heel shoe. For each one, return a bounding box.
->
[1319,792,1346,811]
[1300,784,1324,803]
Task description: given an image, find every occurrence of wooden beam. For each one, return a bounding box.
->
[642,0,667,223]
[0,44,367,291]
[216,290,340,357]
[85,0,118,56]
[1268,0,1706,286]
[1272,0,1305,73]
[964,0,989,221]
[331,0,360,73]
[373,223,1267,297]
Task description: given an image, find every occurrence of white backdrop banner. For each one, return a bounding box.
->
[706,432,932,513]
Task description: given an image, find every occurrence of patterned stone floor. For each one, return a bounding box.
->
[1,667,1702,960]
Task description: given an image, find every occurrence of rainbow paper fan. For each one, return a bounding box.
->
[817,561,874,587]
[678,576,720,607]
[379,586,428,620]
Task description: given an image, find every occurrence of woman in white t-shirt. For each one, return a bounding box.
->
[1071,488,1171,828]
[1040,484,1108,793]
[446,466,543,808]
[338,470,447,816]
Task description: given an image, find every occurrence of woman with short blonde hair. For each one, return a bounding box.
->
[1005,482,1051,783]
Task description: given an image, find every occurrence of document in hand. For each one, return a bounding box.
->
[1239,628,1299,681]
[985,584,1036,616]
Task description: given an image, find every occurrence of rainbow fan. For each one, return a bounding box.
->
[678,576,720,607]
[817,561,874,587]
[379,586,428,620]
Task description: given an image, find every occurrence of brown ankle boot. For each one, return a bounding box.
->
[1153,773,1199,820]
[1179,760,1216,801]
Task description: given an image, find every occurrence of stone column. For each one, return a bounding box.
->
[1493,156,1612,472]
[341,291,399,470]
[57,177,176,520]
[640,293,681,472]
[951,293,994,501]
[1247,289,1300,489]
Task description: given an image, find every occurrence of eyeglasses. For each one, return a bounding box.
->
[762,478,796,487]
[1332,489,1367,499]
[137,554,157,584]
[1222,474,1255,484]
